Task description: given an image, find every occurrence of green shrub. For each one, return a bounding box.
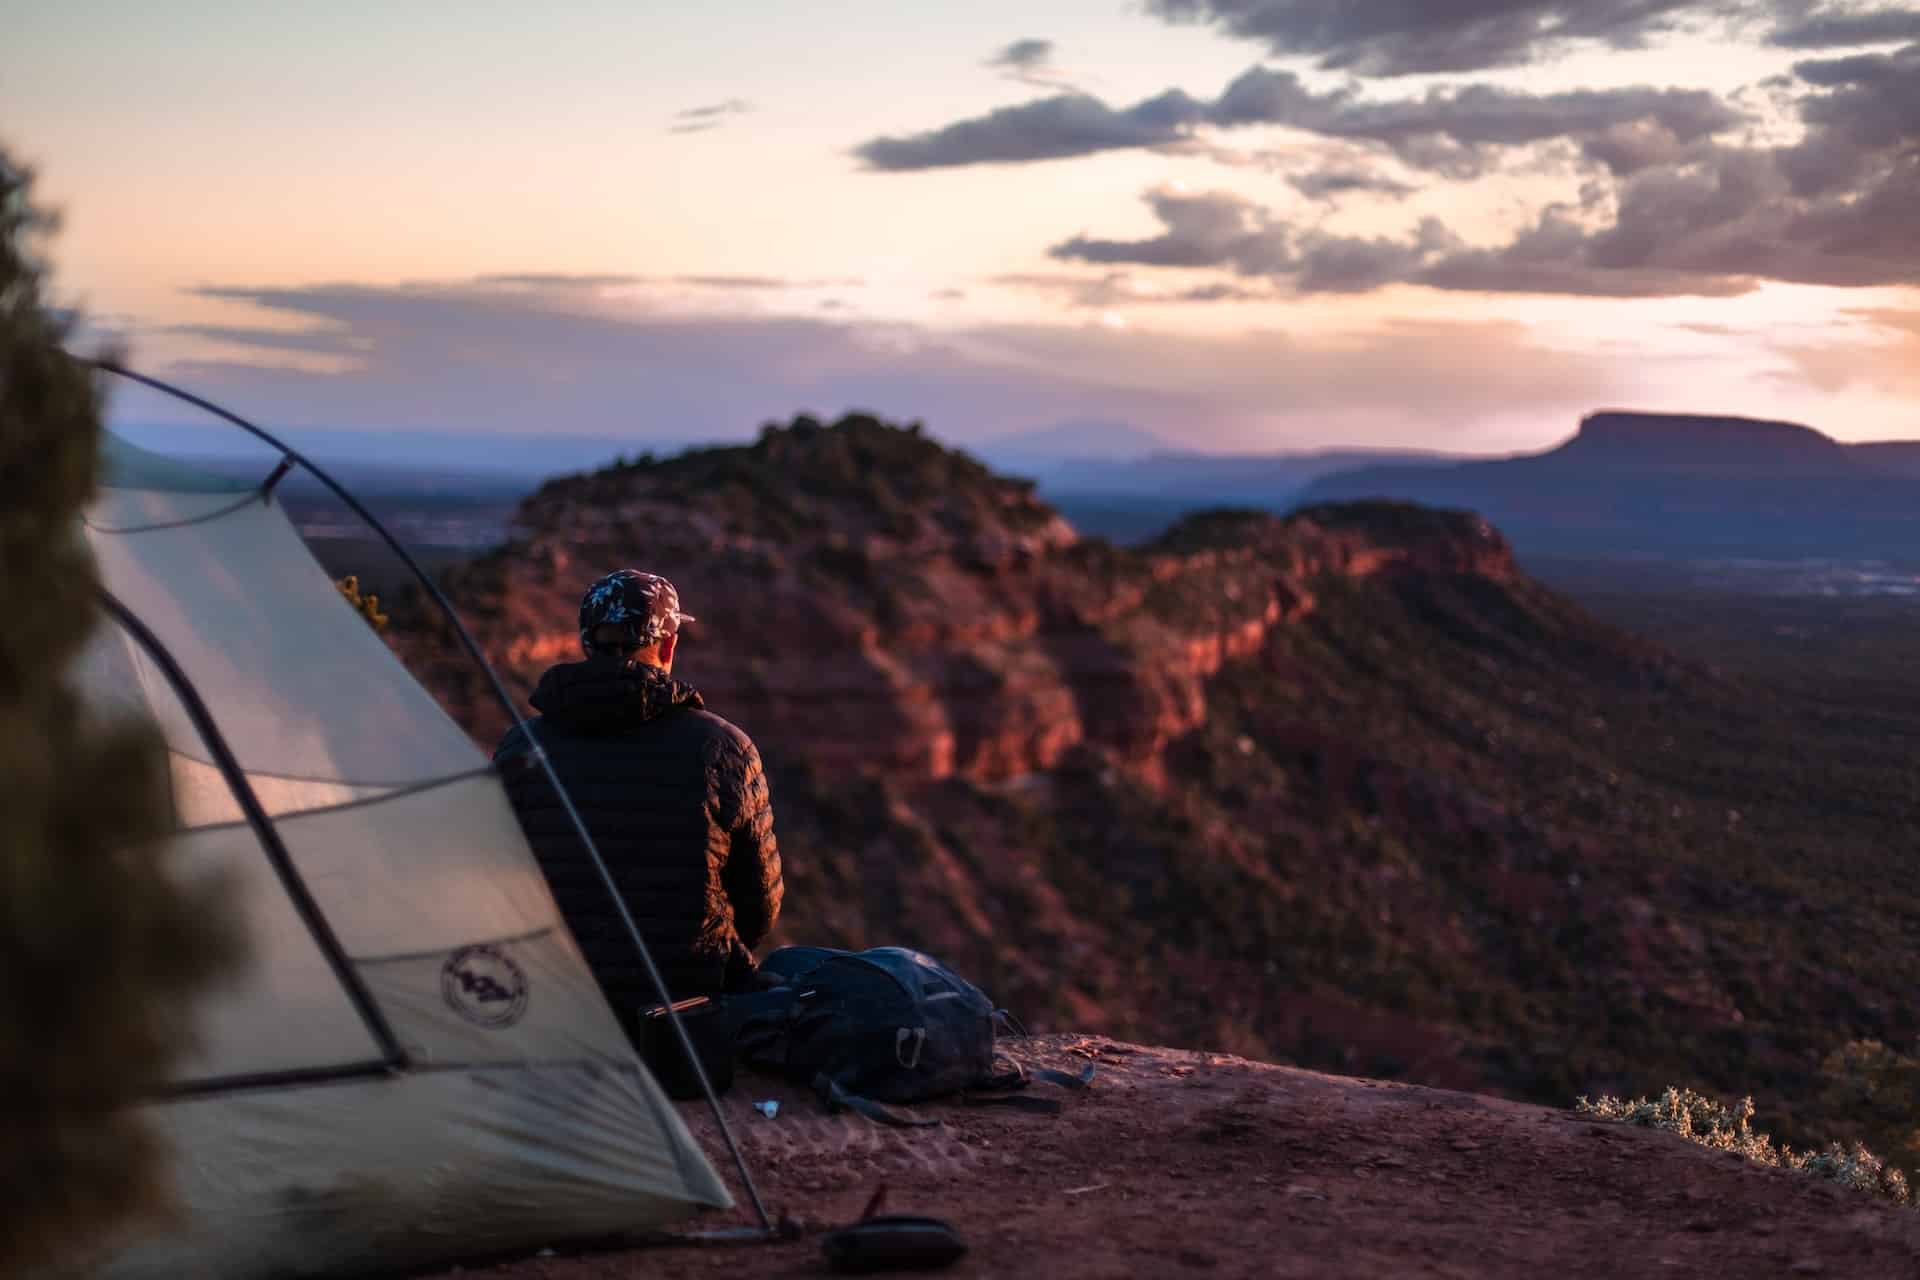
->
[0,147,240,1272]
[1578,1087,1912,1207]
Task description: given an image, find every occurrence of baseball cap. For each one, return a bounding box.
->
[578,569,696,655]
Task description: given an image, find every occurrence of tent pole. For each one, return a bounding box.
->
[99,589,410,1071]
[82,358,774,1237]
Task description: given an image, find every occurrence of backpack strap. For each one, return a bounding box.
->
[960,1058,1094,1113]
[1032,1063,1096,1091]
[814,1074,942,1129]
[981,1056,1096,1094]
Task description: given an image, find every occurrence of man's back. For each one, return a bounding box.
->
[494,655,782,1012]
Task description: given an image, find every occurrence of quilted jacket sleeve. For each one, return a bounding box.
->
[715,735,783,951]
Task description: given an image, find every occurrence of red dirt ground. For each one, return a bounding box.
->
[442,1036,1920,1279]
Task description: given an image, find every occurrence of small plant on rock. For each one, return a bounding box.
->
[1577,1087,1911,1208]
[335,574,390,632]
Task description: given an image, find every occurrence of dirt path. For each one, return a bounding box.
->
[445,1037,1920,1279]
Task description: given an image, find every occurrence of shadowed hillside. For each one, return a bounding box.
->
[387,413,1920,1174]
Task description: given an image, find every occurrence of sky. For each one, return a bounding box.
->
[6,0,1919,460]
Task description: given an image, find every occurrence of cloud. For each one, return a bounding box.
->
[668,98,755,134]
[1286,167,1419,200]
[463,272,861,293]
[1051,130,1920,297]
[1041,33,1920,299]
[674,274,867,290]
[989,38,1054,71]
[991,270,1271,306]
[1143,0,1728,75]
[984,38,1079,90]
[1770,4,1920,47]
[852,65,1744,177]
[1768,306,1920,395]
[114,275,1655,453]
[1052,188,1298,274]
[163,323,371,356]
[853,90,1208,169]
[1854,306,1920,338]
[473,273,643,289]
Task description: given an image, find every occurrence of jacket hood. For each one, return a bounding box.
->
[528,656,705,734]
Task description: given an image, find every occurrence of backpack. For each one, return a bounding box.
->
[730,945,1091,1126]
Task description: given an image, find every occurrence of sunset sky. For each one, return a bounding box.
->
[7,1,1918,458]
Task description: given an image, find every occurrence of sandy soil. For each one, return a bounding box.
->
[440,1036,1920,1279]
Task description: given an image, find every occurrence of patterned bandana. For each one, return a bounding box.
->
[578,569,696,656]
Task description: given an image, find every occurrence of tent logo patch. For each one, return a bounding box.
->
[442,944,529,1028]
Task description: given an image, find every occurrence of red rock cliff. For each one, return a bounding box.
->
[394,416,1515,784]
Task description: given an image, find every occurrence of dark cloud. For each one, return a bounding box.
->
[988,38,1055,70]
[1143,0,1725,75]
[1770,4,1920,47]
[853,90,1207,169]
[1287,167,1418,200]
[984,37,1083,91]
[1792,41,1920,150]
[1319,80,1739,156]
[1578,120,1697,174]
[1052,189,1298,273]
[1050,123,1920,297]
[1040,23,1919,300]
[668,98,754,134]
[853,65,1743,177]
[121,277,1648,452]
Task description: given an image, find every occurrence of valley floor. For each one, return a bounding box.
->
[443,1036,1920,1279]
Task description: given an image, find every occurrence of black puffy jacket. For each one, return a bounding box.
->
[493,656,783,1011]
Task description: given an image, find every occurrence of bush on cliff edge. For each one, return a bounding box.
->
[0,149,240,1271]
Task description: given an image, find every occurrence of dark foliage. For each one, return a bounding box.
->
[0,148,239,1272]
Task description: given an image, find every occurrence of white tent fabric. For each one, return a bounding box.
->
[74,435,730,1278]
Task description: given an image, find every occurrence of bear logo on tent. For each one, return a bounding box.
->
[442,944,529,1028]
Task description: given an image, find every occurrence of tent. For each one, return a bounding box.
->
[71,427,735,1277]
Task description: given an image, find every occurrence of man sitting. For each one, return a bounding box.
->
[494,569,782,1014]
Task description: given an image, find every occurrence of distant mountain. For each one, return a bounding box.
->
[973,419,1175,475]
[1039,446,1461,498]
[1303,410,1920,559]
[1849,441,1920,477]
